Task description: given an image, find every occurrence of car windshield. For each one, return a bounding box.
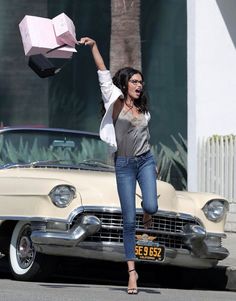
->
[0,129,114,171]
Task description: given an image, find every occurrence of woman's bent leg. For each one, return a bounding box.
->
[137,152,158,215]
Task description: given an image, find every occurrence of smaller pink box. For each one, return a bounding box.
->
[19,15,77,59]
[52,13,77,47]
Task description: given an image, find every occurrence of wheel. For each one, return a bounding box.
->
[9,221,54,281]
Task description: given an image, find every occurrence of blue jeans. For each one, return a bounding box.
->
[115,150,158,261]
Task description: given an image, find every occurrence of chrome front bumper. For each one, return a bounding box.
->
[183,224,229,261]
[31,215,101,247]
[31,217,229,268]
[32,240,228,268]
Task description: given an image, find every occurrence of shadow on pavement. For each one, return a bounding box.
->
[0,256,228,290]
[54,257,228,290]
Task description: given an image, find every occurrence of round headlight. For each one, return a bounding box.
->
[49,185,76,208]
[202,199,229,222]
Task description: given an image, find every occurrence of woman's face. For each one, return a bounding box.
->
[127,73,144,100]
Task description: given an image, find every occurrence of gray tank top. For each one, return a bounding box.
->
[114,107,150,157]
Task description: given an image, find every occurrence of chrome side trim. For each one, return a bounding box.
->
[81,206,204,227]
[0,207,85,224]
[0,206,204,228]
[0,216,71,223]
[67,207,85,224]
[206,232,227,239]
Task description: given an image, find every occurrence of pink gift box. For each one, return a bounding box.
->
[19,15,77,59]
[52,13,77,47]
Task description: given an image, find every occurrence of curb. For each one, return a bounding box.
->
[221,232,236,291]
[226,266,236,291]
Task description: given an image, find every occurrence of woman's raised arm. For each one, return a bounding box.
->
[78,37,107,71]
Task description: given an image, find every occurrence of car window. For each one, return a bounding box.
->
[0,130,114,169]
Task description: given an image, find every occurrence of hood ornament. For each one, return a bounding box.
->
[136,233,157,243]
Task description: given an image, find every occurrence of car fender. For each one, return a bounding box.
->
[0,176,82,221]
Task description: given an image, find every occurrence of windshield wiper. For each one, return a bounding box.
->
[30,160,64,167]
[77,160,114,169]
[0,163,27,169]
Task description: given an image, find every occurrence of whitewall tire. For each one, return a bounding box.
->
[9,221,53,281]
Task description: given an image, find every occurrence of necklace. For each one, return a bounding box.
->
[125,101,134,109]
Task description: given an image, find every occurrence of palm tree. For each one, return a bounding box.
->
[110,0,141,75]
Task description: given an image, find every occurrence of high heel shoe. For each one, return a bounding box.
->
[127,268,138,294]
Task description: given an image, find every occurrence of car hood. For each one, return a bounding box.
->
[0,167,177,211]
[0,167,228,232]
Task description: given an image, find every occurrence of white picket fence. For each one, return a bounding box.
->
[198,135,236,231]
[198,135,236,202]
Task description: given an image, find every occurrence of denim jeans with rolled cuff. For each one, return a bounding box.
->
[115,150,158,261]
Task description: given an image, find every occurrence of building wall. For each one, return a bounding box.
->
[141,0,187,149]
[187,0,236,231]
[0,0,49,127]
[188,0,236,190]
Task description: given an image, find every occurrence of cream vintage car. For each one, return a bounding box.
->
[0,127,229,281]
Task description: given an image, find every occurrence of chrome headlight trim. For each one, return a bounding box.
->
[49,185,76,208]
[202,199,229,222]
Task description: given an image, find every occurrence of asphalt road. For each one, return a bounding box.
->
[0,256,236,301]
[0,278,235,301]
[0,255,231,291]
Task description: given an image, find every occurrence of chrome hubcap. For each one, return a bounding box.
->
[16,224,35,269]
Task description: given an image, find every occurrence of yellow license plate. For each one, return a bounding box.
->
[135,244,165,261]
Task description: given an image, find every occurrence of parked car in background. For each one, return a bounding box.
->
[0,127,229,281]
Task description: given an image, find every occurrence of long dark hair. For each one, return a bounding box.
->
[112,67,148,114]
[100,67,149,116]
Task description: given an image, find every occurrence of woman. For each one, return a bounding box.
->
[79,37,158,294]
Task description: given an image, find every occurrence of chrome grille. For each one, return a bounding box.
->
[72,210,200,249]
